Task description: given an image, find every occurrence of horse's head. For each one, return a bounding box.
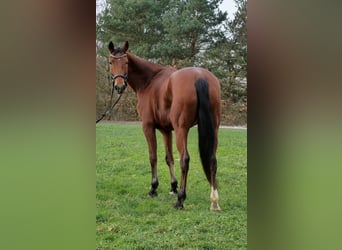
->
[108,41,129,94]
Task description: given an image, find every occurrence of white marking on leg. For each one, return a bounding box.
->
[210,186,221,211]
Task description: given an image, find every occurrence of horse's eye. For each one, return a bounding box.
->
[109,62,112,65]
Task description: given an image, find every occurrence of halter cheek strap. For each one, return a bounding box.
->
[110,53,128,84]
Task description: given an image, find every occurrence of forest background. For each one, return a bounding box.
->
[96,0,247,125]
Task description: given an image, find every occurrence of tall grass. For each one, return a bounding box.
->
[96,124,247,249]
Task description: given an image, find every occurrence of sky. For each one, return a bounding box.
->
[97,0,237,19]
[220,0,237,20]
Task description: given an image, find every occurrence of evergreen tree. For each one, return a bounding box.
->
[159,0,226,66]
[97,0,226,66]
[199,0,246,101]
[96,0,247,123]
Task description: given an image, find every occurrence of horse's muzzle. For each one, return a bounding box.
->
[111,74,128,94]
[114,83,127,94]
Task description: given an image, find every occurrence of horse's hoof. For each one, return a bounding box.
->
[148,190,158,197]
[174,202,184,210]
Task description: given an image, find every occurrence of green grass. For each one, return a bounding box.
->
[96,124,247,249]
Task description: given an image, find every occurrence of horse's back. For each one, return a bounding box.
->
[169,67,220,99]
[171,67,219,84]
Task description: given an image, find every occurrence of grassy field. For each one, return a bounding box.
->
[96,124,247,249]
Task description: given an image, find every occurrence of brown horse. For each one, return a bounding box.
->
[108,41,221,211]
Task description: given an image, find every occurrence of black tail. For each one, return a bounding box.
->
[195,78,215,183]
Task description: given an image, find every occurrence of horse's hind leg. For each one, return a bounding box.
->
[210,157,220,211]
[210,128,221,211]
[161,130,178,194]
[174,127,190,209]
[142,124,158,197]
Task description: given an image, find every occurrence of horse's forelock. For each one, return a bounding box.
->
[112,47,122,54]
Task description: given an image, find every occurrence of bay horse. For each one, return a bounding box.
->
[108,41,221,211]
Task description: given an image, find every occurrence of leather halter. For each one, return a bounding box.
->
[109,54,128,87]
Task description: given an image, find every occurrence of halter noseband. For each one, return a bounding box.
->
[111,74,128,86]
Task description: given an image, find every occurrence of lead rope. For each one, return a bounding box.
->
[96,82,122,124]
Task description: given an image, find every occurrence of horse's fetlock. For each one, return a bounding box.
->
[170,180,178,194]
[151,179,159,189]
[178,189,186,201]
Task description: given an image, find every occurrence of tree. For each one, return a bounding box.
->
[159,0,226,66]
[96,0,247,124]
[97,0,170,58]
[97,0,226,66]
[199,0,246,101]
[226,0,247,78]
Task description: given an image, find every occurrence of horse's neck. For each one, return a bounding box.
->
[127,53,165,92]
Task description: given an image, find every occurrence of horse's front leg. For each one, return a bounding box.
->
[142,123,158,197]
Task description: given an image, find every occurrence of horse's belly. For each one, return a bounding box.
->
[155,110,173,130]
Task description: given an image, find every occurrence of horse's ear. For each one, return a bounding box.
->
[122,41,129,52]
[108,41,114,53]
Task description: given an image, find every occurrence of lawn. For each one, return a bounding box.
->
[96,123,247,249]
